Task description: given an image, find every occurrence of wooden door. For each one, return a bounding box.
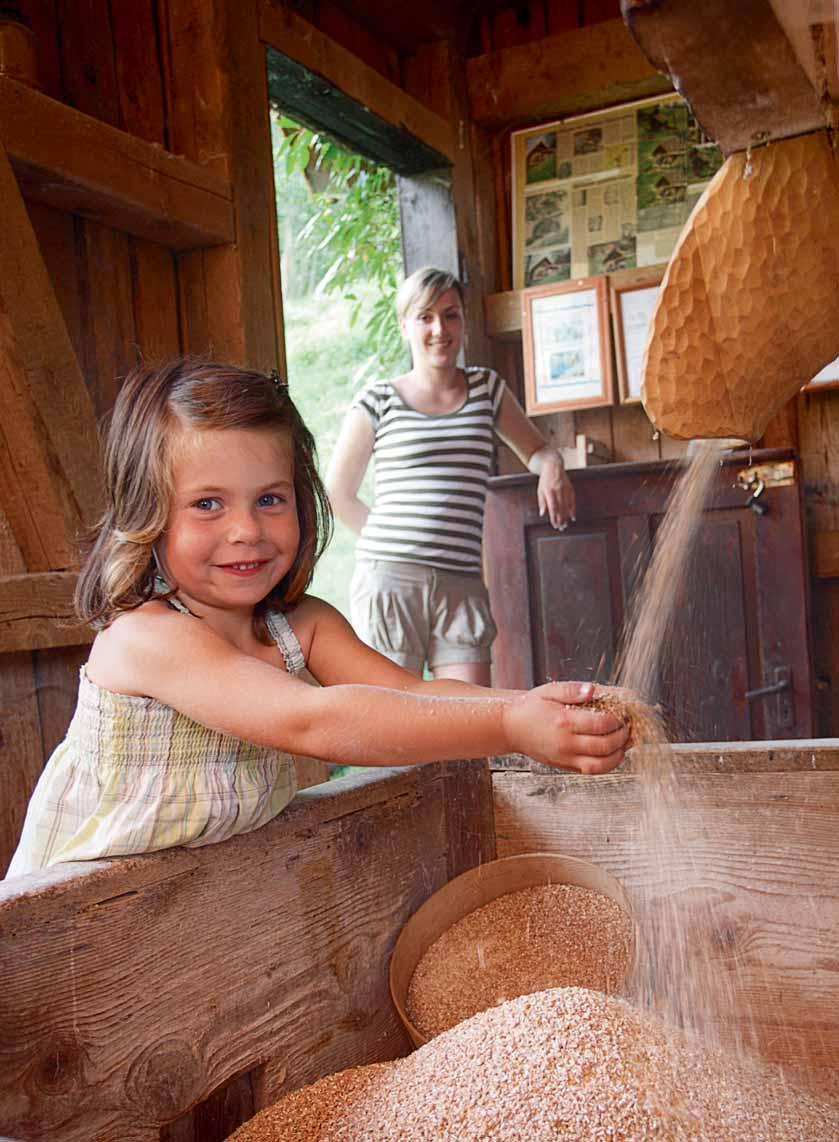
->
[485,449,814,741]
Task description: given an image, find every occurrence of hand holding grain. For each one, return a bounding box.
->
[503,681,630,774]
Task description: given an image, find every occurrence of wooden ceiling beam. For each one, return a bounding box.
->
[466,18,671,129]
[620,0,825,154]
[0,77,235,250]
[258,0,455,165]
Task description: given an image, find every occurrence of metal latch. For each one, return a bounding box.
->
[737,470,768,515]
[745,666,793,728]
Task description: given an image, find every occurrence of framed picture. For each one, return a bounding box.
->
[610,266,665,403]
[521,276,613,415]
[510,94,724,292]
[804,355,839,392]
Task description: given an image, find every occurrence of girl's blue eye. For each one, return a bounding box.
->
[194,498,220,511]
[258,493,284,507]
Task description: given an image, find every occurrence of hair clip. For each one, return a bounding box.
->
[269,368,289,391]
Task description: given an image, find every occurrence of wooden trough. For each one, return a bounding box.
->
[3,741,839,1140]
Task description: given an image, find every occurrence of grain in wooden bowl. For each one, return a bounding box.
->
[389,853,635,1048]
[406,881,632,1039]
[227,988,839,1141]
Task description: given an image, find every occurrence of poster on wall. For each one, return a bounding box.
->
[511,94,724,291]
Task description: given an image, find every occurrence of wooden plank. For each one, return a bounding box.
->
[165,0,282,370]
[0,278,83,566]
[80,222,138,413]
[24,200,85,365]
[0,77,235,250]
[0,141,100,543]
[466,19,671,129]
[611,402,660,462]
[19,0,63,100]
[258,0,455,166]
[0,651,44,877]
[0,762,494,1139]
[442,760,496,880]
[110,0,167,144]
[812,530,839,578]
[55,0,119,125]
[0,572,90,653]
[492,764,839,1067]
[130,239,182,362]
[485,289,523,340]
[800,388,839,534]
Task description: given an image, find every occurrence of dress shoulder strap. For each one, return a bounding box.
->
[265,610,306,676]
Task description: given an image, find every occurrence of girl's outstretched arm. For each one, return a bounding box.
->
[92,603,628,775]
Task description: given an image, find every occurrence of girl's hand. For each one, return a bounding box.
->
[502,681,629,774]
[537,453,576,530]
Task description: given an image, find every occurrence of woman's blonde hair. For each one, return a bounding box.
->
[395,266,466,323]
[75,358,332,639]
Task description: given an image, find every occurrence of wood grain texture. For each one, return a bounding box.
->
[0,572,89,653]
[466,18,671,129]
[164,0,282,371]
[0,762,495,1140]
[642,132,839,441]
[492,755,839,1068]
[0,145,96,567]
[0,77,235,250]
[0,651,44,877]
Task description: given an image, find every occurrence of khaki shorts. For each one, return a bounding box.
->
[349,559,497,674]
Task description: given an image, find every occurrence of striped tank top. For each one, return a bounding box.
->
[351,367,506,575]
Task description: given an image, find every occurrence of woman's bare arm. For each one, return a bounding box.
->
[324,407,375,533]
[495,387,576,529]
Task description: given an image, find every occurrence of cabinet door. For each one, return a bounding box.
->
[485,452,813,741]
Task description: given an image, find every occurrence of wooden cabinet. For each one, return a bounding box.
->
[485,449,814,741]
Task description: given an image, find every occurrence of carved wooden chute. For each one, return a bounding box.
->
[621,0,839,440]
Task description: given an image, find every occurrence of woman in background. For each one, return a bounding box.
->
[326,266,575,684]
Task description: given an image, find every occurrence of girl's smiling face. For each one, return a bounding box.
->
[157,426,299,616]
[401,287,464,370]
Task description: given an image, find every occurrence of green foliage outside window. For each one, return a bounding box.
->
[271,113,406,380]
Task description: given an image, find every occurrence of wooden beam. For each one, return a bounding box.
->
[0,77,234,250]
[0,572,90,653]
[466,19,672,129]
[620,0,824,154]
[625,0,826,154]
[812,531,839,579]
[485,289,523,340]
[0,142,101,567]
[258,0,455,166]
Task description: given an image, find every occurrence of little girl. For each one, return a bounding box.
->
[7,359,629,878]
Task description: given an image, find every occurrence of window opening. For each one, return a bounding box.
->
[271,112,408,620]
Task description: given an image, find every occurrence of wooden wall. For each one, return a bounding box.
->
[0,0,285,874]
[4,0,839,882]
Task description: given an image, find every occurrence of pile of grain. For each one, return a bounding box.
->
[406,883,633,1039]
[227,987,839,1141]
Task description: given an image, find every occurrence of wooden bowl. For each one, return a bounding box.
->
[389,852,635,1048]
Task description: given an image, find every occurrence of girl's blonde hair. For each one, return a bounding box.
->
[395,266,466,323]
[76,358,332,639]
